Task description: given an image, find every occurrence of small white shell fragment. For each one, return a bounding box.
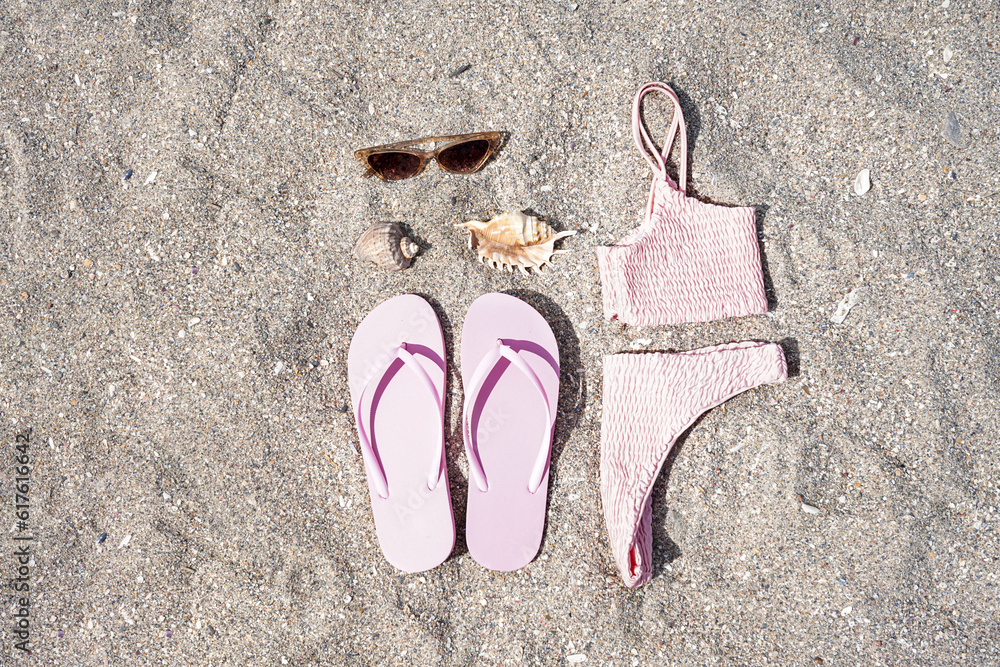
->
[629,338,652,349]
[830,287,862,324]
[853,168,871,196]
[801,503,821,515]
[177,329,185,338]
[144,170,157,185]
[273,361,284,375]
[118,534,132,549]
[943,46,954,63]
[188,317,200,326]
[841,605,853,617]
[567,656,588,664]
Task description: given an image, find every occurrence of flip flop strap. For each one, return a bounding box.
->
[632,81,688,194]
[463,340,553,495]
[355,343,445,500]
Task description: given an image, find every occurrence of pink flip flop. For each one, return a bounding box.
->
[461,293,560,571]
[347,294,454,573]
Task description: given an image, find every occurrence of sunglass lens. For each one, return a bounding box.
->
[368,152,421,180]
[437,139,491,173]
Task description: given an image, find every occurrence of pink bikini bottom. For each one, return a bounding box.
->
[600,341,787,587]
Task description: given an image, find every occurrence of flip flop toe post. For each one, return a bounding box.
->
[462,293,560,571]
[348,295,455,573]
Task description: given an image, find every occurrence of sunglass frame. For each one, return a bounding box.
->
[354,132,503,181]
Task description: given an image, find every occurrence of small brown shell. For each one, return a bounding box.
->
[353,222,420,271]
[457,210,576,275]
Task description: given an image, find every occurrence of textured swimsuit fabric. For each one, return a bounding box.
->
[596,177,768,325]
[600,342,788,587]
[596,83,768,326]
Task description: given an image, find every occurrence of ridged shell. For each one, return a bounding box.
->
[457,210,576,275]
[353,222,420,270]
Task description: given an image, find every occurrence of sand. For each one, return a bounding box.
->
[2,0,999,664]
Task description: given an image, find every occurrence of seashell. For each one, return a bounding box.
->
[456,210,576,275]
[830,285,863,324]
[353,222,420,271]
[853,168,871,196]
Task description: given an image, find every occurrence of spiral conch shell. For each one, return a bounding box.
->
[457,210,576,275]
[353,222,420,271]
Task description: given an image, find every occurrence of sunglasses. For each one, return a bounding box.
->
[355,132,503,182]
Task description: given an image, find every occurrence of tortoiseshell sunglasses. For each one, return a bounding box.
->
[355,132,503,182]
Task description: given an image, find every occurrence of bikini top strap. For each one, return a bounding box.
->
[632,81,688,193]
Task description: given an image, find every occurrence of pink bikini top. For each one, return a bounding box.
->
[595,82,768,326]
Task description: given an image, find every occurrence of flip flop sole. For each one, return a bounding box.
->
[348,295,454,573]
[461,293,560,571]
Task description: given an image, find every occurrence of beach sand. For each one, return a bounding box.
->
[2,0,999,664]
